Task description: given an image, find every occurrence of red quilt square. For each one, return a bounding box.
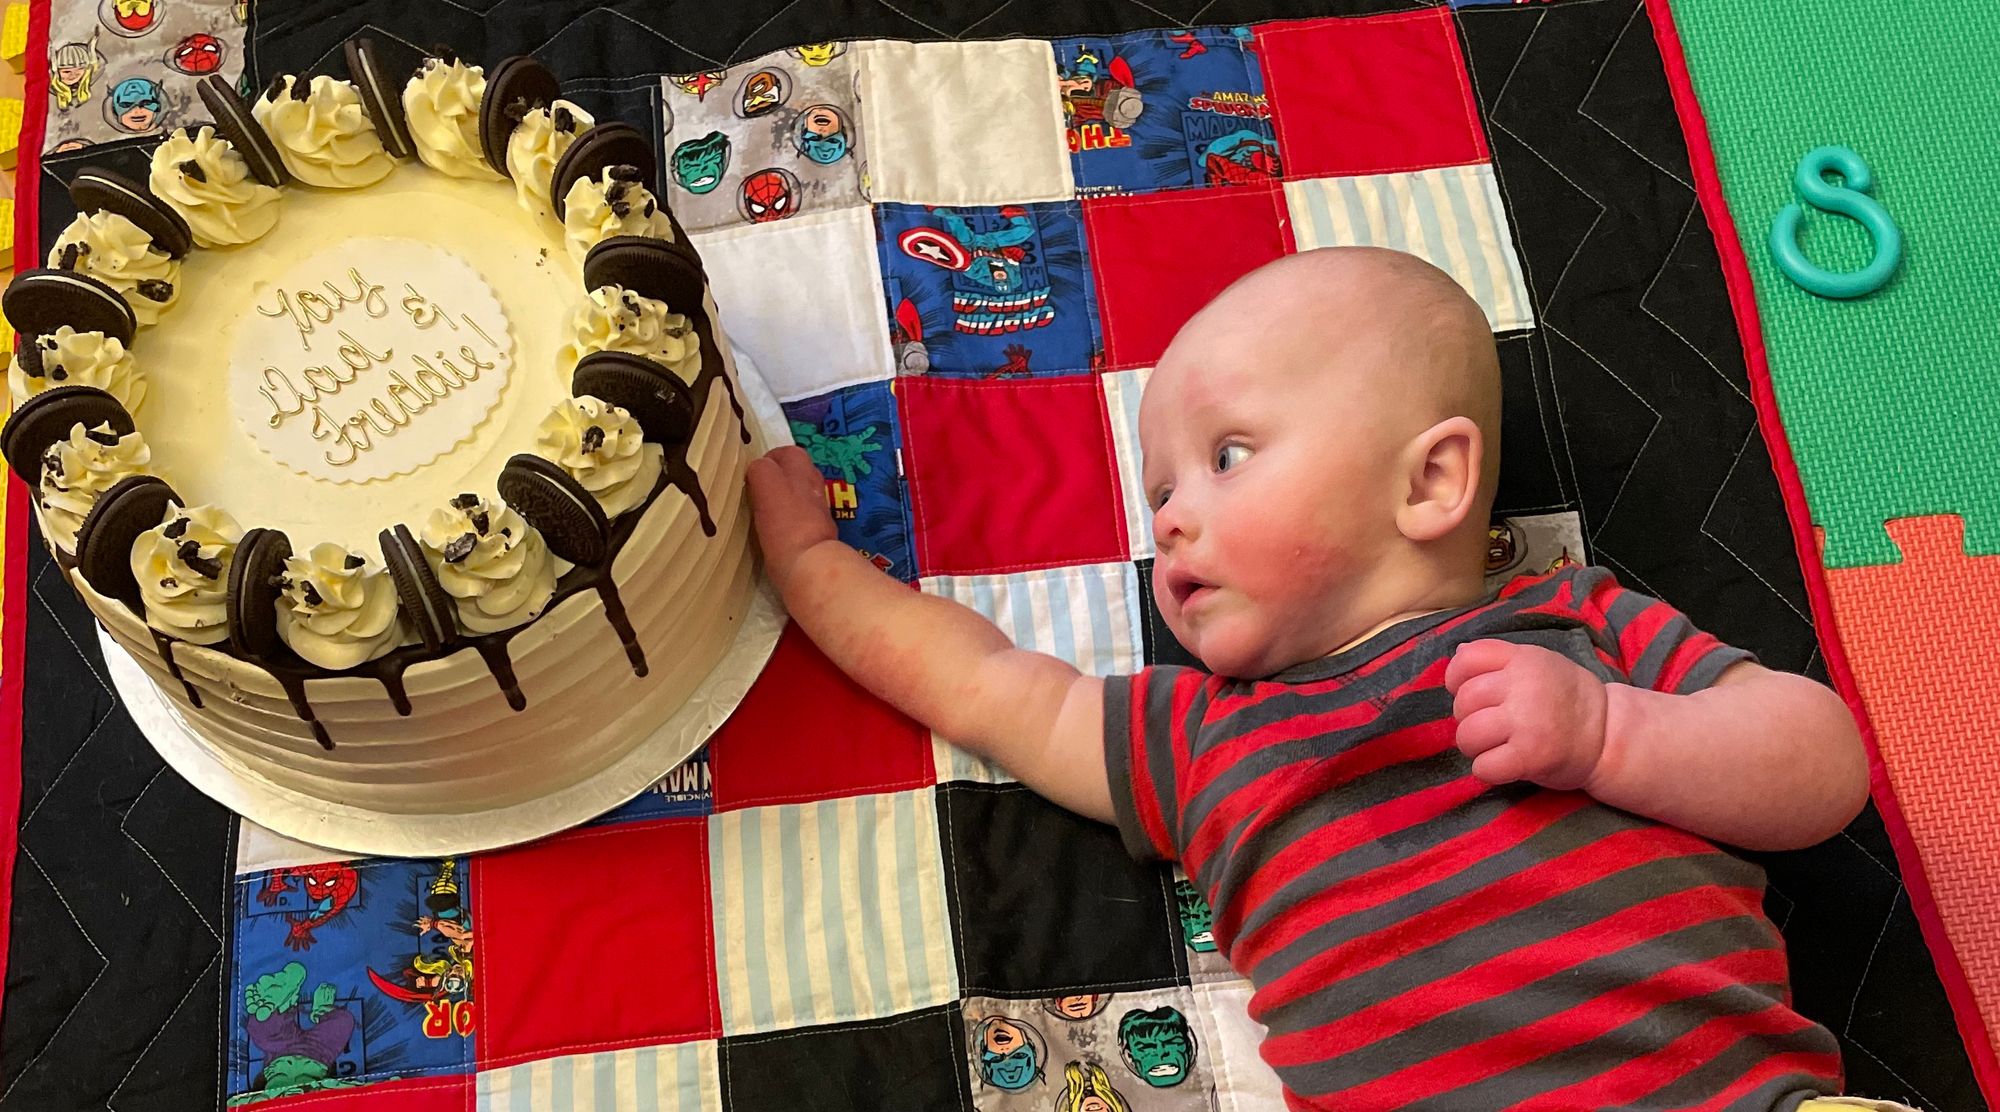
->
[474,820,718,1067]
[1255,10,1490,178]
[710,623,935,812]
[899,375,1127,576]
[1084,185,1290,369]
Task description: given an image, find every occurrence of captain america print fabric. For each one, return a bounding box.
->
[873,201,1101,379]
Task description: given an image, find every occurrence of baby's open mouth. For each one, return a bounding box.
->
[1167,572,1216,609]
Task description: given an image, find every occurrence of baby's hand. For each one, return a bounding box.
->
[1445,639,1609,791]
[747,446,840,585]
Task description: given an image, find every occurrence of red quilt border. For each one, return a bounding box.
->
[1647,0,2000,1102]
[0,0,52,1044]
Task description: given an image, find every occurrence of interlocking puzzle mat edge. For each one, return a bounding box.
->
[1653,0,2000,1103]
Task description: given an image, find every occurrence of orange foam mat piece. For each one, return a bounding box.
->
[1825,513,2000,1057]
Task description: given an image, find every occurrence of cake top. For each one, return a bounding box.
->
[2,38,743,687]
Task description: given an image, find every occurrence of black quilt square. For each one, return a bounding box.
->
[937,783,1182,997]
[720,1004,970,1112]
[1134,560,1202,669]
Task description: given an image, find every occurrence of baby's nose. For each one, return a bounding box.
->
[1152,500,1195,547]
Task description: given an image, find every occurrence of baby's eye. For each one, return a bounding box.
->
[1215,443,1251,472]
[1151,487,1172,511]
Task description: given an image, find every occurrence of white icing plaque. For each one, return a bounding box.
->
[229,238,515,483]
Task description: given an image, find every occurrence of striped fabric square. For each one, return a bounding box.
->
[474,1042,720,1111]
[1283,164,1534,332]
[1104,367,1154,560]
[920,561,1143,676]
[709,789,958,1035]
[923,561,1143,784]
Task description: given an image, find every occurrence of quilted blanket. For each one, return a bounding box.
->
[0,0,1988,1109]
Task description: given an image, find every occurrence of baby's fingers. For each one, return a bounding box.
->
[768,446,825,495]
[1453,706,1511,759]
[1445,639,1517,694]
[1470,745,1527,786]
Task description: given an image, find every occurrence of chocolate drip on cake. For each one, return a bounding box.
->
[661,449,714,537]
[272,671,334,750]
[376,669,414,715]
[690,311,750,446]
[147,629,203,708]
[594,579,648,677]
[474,640,527,711]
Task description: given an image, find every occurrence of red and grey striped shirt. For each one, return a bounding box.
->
[1104,566,1842,1111]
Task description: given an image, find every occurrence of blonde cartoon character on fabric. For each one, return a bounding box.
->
[1059,1062,1132,1112]
[50,33,106,110]
[787,42,844,67]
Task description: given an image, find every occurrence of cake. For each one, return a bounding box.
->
[0,40,760,817]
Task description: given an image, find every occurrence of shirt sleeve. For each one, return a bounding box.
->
[1102,665,1210,864]
[1566,566,1758,694]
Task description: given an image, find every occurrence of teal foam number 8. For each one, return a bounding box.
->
[1769,145,1903,299]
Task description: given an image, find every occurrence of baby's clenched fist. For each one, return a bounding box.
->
[1444,638,1609,791]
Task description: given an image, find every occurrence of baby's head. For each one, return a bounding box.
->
[1140,247,1501,677]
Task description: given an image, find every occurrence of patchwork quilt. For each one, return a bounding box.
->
[0,0,1986,1109]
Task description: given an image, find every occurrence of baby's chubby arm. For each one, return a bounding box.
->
[747,447,1113,822]
[1445,640,1869,851]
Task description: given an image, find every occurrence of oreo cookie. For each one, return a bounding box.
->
[581,235,705,310]
[379,523,457,652]
[198,74,291,186]
[573,351,698,448]
[227,527,293,660]
[480,54,561,176]
[497,453,609,566]
[4,268,138,345]
[70,168,193,258]
[73,474,177,612]
[1,384,135,486]
[344,37,418,160]
[550,122,654,221]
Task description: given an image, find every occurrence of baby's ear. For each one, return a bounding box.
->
[1396,416,1483,544]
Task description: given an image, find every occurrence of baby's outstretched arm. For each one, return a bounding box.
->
[747,447,1112,821]
[1448,640,1869,851]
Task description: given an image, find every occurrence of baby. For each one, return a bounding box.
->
[750,247,1884,1111]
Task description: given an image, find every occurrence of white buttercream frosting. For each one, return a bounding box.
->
[556,285,703,383]
[133,502,241,645]
[253,75,397,189]
[420,494,558,634]
[47,211,182,325]
[534,395,663,520]
[508,99,593,220]
[37,421,150,552]
[276,542,404,669]
[147,126,283,248]
[11,327,144,412]
[402,57,499,180]
[561,167,675,266]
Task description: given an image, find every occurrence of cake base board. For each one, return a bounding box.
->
[99,350,792,858]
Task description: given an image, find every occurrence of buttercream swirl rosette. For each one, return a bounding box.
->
[132,503,242,646]
[47,211,181,325]
[276,543,405,669]
[253,75,397,189]
[38,422,150,552]
[557,285,704,382]
[148,126,284,248]
[11,327,145,412]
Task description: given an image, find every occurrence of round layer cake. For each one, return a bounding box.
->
[1,41,760,815]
